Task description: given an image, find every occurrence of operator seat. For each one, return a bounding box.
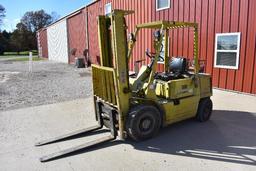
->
[169,57,188,74]
[155,57,188,81]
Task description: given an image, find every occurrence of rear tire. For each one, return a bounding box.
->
[196,98,213,122]
[125,105,161,141]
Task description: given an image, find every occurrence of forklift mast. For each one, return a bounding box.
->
[92,10,134,139]
[36,10,135,162]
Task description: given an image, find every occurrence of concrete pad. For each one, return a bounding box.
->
[0,89,256,170]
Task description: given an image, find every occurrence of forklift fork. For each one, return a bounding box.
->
[36,103,117,162]
[35,125,102,146]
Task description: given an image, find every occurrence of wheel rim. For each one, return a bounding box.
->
[139,116,154,134]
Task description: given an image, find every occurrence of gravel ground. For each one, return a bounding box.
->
[0,60,92,111]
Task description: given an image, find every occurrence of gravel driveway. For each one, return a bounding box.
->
[0,60,92,111]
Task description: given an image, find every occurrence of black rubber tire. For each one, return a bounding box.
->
[125,105,161,141]
[196,98,213,122]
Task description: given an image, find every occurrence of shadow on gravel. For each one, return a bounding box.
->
[41,110,256,166]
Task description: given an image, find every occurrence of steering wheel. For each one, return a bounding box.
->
[145,48,155,58]
[145,48,165,62]
[158,56,165,62]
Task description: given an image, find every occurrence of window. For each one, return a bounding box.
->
[156,0,170,11]
[105,3,112,15]
[214,33,241,69]
[158,36,169,64]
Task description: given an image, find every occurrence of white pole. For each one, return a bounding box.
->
[29,52,33,73]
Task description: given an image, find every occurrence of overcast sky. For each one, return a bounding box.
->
[1,0,91,31]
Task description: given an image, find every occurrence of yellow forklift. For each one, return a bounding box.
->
[36,10,212,162]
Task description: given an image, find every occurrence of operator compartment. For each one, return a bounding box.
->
[155,57,195,99]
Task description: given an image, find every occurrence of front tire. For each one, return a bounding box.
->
[196,98,213,122]
[125,105,161,141]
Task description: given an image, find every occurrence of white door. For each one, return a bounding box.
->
[47,19,69,63]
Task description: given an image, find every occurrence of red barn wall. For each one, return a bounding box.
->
[67,8,87,64]
[37,28,48,58]
[87,1,102,64]
[153,0,256,94]
[87,0,256,94]
[87,0,154,68]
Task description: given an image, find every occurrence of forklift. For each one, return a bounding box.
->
[36,10,212,162]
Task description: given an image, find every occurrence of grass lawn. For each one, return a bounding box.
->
[0,55,15,59]
[0,50,44,61]
[7,56,44,61]
[3,50,38,56]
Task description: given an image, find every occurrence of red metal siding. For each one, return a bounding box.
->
[243,0,256,93]
[206,0,215,75]
[114,0,154,70]
[211,0,222,87]
[234,0,249,92]
[188,0,196,59]
[67,9,87,64]
[86,0,256,94]
[87,0,154,69]
[87,1,102,64]
[226,0,239,90]
[252,0,256,94]
[200,0,208,68]
[218,0,230,89]
[37,28,48,58]
[183,0,190,58]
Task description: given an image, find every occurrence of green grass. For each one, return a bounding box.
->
[0,55,23,59]
[8,56,44,61]
[3,50,38,56]
[0,55,39,59]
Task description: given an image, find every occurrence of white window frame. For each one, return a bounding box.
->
[158,36,169,64]
[105,3,112,15]
[156,0,170,11]
[214,32,241,69]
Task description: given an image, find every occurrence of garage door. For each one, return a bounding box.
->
[47,19,69,63]
[37,28,48,58]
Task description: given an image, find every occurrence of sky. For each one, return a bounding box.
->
[1,0,92,31]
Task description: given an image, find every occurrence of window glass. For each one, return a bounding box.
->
[157,0,170,10]
[216,52,237,66]
[217,35,238,50]
[214,33,240,69]
[105,3,112,15]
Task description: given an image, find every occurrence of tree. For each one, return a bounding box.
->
[20,10,53,32]
[2,30,11,40]
[10,10,58,52]
[9,24,25,53]
[0,30,11,52]
[10,22,37,53]
[50,12,60,23]
[1,9,58,53]
[0,4,6,26]
[0,33,8,55]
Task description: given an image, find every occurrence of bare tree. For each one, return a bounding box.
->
[50,11,60,23]
[20,10,53,32]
